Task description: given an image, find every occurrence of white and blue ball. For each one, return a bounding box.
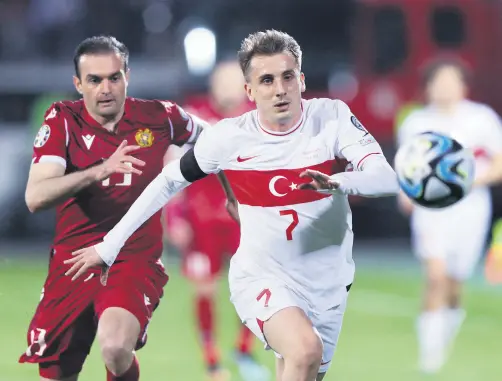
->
[394,131,475,208]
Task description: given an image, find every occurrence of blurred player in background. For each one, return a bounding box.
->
[164,61,269,381]
[397,59,502,374]
[67,30,399,381]
[18,35,226,381]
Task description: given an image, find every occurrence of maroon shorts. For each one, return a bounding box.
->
[19,248,168,379]
[181,221,240,281]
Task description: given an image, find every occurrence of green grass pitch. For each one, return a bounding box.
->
[1,255,501,381]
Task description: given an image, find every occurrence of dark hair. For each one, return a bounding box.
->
[421,57,470,88]
[237,30,302,80]
[73,36,129,78]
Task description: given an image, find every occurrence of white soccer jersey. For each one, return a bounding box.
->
[398,100,502,187]
[398,100,502,279]
[193,98,386,311]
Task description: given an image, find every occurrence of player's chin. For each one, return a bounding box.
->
[274,108,291,120]
[98,104,119,116]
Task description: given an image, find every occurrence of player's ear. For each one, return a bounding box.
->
[300,72,306,93]
[73,76,83,95]
[125,69,130,85]
[244,83,254,102]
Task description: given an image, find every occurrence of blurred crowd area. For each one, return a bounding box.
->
[0,0,353,63]
[1,0,502,242]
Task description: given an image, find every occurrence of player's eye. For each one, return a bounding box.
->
[110,75,121,82]
[261,77,273,84]
[88,77,100,84]
[284,74,293,81]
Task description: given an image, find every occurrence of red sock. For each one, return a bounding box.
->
[236,324,254,355]
[196,295,220,368]
[106,356,139,381]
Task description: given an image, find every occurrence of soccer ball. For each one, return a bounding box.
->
[394,131,475,208]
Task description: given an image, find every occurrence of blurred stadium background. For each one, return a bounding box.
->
[1,0,502,380]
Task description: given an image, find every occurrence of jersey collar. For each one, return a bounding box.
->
[81,97,134,133]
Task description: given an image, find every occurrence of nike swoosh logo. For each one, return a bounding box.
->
[320,360,331,366]
[237,155,257,162]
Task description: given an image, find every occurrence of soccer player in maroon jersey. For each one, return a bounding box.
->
[164,61,269,381]
[19,35,222,381]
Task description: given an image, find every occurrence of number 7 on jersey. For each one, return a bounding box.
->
[279,209,299,240]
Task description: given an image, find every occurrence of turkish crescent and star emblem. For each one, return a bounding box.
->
[135,128,154,147]
[269,175,298,197]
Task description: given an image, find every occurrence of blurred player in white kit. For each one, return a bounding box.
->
[65,30,399,381]
[397,59,502,374]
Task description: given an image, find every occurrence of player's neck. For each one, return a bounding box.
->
[258,109,303,133]
[89,107,125,133]
[436,102,459,115]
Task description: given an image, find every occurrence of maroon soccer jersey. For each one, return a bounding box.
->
[31,97,202,261]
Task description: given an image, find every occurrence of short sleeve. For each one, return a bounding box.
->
[160,101,205,146]
[32,103,68,168]
[193,121,229,174]
[333,100,385,170]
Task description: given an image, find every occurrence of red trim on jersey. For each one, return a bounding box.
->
[224,158,347,207]
[356,152,381,170]
[258,102,305,136]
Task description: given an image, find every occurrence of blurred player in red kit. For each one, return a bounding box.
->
[18,35,222,381]
[164,61,270,381]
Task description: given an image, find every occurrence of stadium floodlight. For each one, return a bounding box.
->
[184,27,216,76]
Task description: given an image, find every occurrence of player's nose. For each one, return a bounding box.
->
[275,79,287,96]
[100,79,111,94]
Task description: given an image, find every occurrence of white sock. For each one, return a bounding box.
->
[417,310,447,373]
[445,308,466,346]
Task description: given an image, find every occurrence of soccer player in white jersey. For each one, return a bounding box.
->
[397,60,502,374]
[64,30,399,381]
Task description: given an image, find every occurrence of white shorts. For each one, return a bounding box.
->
[228,264,349,373]
[411,190,491,280]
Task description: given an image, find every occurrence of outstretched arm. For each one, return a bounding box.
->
[98,157,192,265]
[300,155,398,197]
[64,148,209,282]
[300,100,399,197]
[64,119,236,282]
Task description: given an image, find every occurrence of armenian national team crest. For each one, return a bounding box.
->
[135,128,154,147]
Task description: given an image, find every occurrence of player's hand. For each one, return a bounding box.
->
[94,140,146,182]
[226,199,240,225]
[64,246,110,286]
[298,169,339,192]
